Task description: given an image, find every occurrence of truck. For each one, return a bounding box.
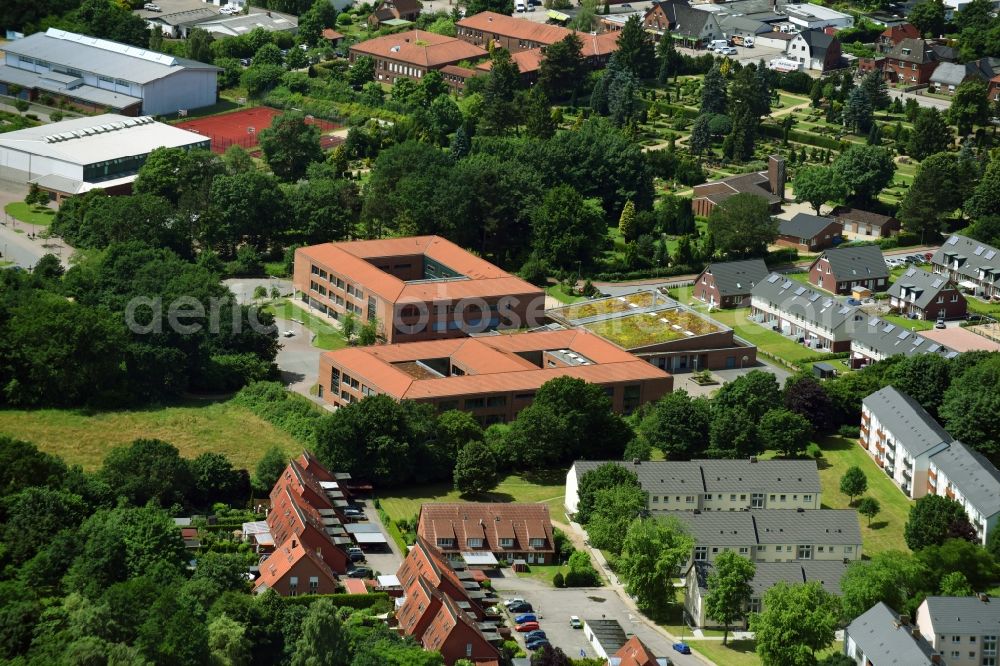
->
[731,35,754,47]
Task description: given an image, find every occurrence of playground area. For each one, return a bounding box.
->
[174,106,343,154]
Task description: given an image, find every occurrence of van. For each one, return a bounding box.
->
[515,1,526,11]
[708,39,729,51]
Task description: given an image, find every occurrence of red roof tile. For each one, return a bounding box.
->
[457,11,572,44]
[615,636,661,666]
[418,503,554,555]
[349,30,487,67]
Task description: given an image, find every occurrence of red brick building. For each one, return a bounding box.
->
[691,155,785,217]
[456,11,572,53]
[367,0,421,29]
[883,38,938,85]
[776,213,843,253]
[887,266,968,321]
[417,503,555,565]
[694,259,769,309]
[808,246,889,294]
[349,31,487,86]
[254,538,341,596]
[989,74,1000,103]
[876,23,920,54]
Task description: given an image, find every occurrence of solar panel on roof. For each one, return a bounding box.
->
[794,286,806,296]
[905,268,916,276]
[912,337,923,346]
[883,323,896,333]
[809,293,820,302]
[767,274,781,283]
[822,299,833,308]
[782,280,793,289]
[928,343,941,352]
[975,246,985,256]
[931,278,944,288]
[947,236,959,245]
[987,251,997,260]
[897,330,909,340]
[838,306,850,314]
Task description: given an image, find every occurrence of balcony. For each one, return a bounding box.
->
[902,467,912,479]
[946,488,955,500]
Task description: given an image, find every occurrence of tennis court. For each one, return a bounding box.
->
[175,106,342,154]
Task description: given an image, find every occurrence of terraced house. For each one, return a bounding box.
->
[693,259,770,309]
[750,273,866,352]
[931,234,1000,300]
[850,318,958,368]
[416,503,555,565]
[565,459,822,514]
[808,245,889,295]
[887,266,967,321]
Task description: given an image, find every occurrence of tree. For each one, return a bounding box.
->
[259,113,323,181]
[701,64,728,116]
[530,646,573,666]
[905,495,978,550]
[910,0,946,36]
[575,462,641,523]
[435,410,484,459]
[859,70,889,111]
[465,0,514,14]
[707,193,778,258]
[708,407,761,458]
[617,516,694,619]
[253,43,284,67]
[714,369,782,422]
[759,408,813,458]
[637,389,711,459]
[538,33,586,100]
[530,185,607,270]
[347,55,374,88]
[840,551,930,619]
[100,438,194,508]
[689,114,713,156]
[0,486,88,566]
[618,199,637,241]
[614,15,654,78]
[586,484,649,552]
[793,166,846,215]
[831,145,896,205]
[607,63,638,127]
[290,598,349,666]
[784,375,835,433]
[839,466,868,505]
[949,79,989,135]
[208,614,251,666]
[916,538,997,590]
[939,571,974,597]
[966,156,1000,221]
[523,88,556,140]
[357,317,378,345]
[750,582,841,666]
[883,352,953,417]
[858,497,881,527]
[481,49,522,135]
[206,170,289,252]
[940,354,1000,458]
[254,446,287,495]
[900,152,963,242]
[187,29,214,63]
[704,552,756,646]
[726,65,767,161]
[453,441,499,496]
[657,32,682,83]
[843,86,874,134]
[907,107,951,160]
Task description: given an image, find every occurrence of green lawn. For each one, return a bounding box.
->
[966,296,1000,317]
[378,472,567,525]
[668,285,696,305]
[545,284,585,304]
[0,401,300,471]
[877,314,933,332]
[700,307,820,364]
[687,640,842,666]
[813,436,912,555]
[5,201,55,226]
[263,299,347,350]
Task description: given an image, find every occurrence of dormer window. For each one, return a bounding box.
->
[529,538,546,548]
[901,48,911,55]
[436,537,455,547]
[499,538,514,548]
[467,537,483,548]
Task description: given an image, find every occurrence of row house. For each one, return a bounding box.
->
[566,459,822,515]
[808,246,889,295]
[750,273,866,352]
[887,266,968,321]
[850,317,958,369]
[931,234,1000,301]
[693,259,770,309]
[676,509,863,565]
[845,603,940,665]
[417,503,555,565]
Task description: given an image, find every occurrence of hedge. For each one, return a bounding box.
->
[759,123,849,151]
[280,592,391,609]
[592,263,701,281]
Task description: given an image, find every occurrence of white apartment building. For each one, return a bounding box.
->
[916,596,1000,666]
[927,442,1000,546]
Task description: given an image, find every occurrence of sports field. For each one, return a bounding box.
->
[175,106,342,154]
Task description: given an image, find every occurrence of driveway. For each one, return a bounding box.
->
[887,88,951,111]
[359,502,404,577]
[272,319,322,397]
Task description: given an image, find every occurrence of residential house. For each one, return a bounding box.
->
[318,329,672,420]
[931,41,960,63]
[367,0,421,29]
[397,536,493,615]
[860,386,953,498]
[915,596,1000,665]
[642,0,723,48]
[565,459,822,515]
[691,155,786,216]
[808,246,889,294]
[676,509,863,564]
[784,3,854,30]
[417,503,555,565]
[402,577,502,665]
[850,317,958,368]
[547,289,758,373]
[930,61,986,94]
[887,266,968,321]
[844,603,939,665]
[931,234,1000,300]
[693,259,770,308]
[294,236,543,344]
[832,206,900,240]
[612,636,671,666]
[685,560,849,628]
[718,15,773,43]
[777,213,843,252]
[876,23,921,54]
[584,618,629,659]
[786,30,842,72]
[348,31,487,86]
[927,440,1000,546]
[456,11,573,53]
[884,38,938,84]
[990,74,1000,103]
[750,273,866,352]
[254,537,341,596]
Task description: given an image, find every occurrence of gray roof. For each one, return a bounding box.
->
[199,11,299,34]
[862,386,952,458]
[832,206,897,227]
[930,441,1000,518]
[572,459,821,496]
[676,509,862,547]
[702,259,770,297]
[751,272,865,330]
[2,28,219,85]
[779,213,841,240]
[920,596,1000,635]
[719,15,771,34]
[797,29,837,58]
[845,603,936,665]
[0,65,142,110]
[147,7,219,27]
[850,317,958,361]
[932,235,1000,287]
[651,0,714,38]
[692,560,849,597]
[584,618,628,653]
[887,266,957,310]
[889,37,935,64]
[930,62,978,86]
[816,245,889,282]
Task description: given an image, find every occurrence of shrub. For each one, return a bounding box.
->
[806,442,823,459]
[838,424,860,438]
[553,572,565,588]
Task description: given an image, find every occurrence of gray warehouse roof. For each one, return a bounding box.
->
[815,245,889,282]
[702,259,770,297]
[572,459,821,496]
[851,318,958,361]
[752,273,864,330]
[676,509,861,547]
[933,235,1000,287]
[920,596,1000,635]
[845,603,936,665]
[2,28,219,85]
[930,441,1000,519]
[887,266,958,310]
[862,386,952,458]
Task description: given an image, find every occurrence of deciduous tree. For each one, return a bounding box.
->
[617,516,694,618]
[704,552,756,645]
[839,466,867,505]
[948,79,990,135]
[793,165,846,215]
[637,389,711,459]
[530,185,607,270]
[858,497,881,527]
[259,113,323,181]
[750,582,841,666]
[907,107,951,160]
[831,145,896,206]
[840,551,930,619]
[706,193,778,258]
[905,495,978,550]
[940,353,1000,458]
[575,462,641,523]
[759,408,813,458]
[453,441,499,496]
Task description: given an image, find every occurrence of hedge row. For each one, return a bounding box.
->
[759,123,849,151]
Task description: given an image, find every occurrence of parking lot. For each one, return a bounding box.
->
[491,576,707,665]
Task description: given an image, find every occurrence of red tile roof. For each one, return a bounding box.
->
[615,636,661,666]
[322,28,345,40]
[417,503,554,555]
[881,23,920,43]
[254,537,339,593]
[420,587,501,662]
[342,578,369,594]
[476,48,544,74]
[457,11,572,44]
[350,30,488,68]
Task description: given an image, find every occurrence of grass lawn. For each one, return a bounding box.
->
[263,299,347,350]
[545,284,585,304]
[668,285,696,304]
[813,435,912,554]
[877,313,934,332]
[687,640,842,666]
[5,202,55,226]
[700,307,820,364]
[787,272,812,285]
[0,261,12,268]
[0,401,300,471]
[378,471,567,525]
[966,296,1000,317]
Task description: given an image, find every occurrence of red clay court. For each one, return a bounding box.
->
[174,106,342,154]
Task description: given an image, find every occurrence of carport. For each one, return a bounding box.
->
[345,522,389,550]
[462,552,499,569]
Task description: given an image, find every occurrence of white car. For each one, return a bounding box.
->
[143,2,161,10]
[719,46,738,56]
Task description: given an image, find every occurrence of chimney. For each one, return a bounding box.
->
[980,593,990,603]
[768,155,786,200]
[633,458,641,465]
[899,613,910,625]
[931,654,941,664]
[749,456,758,463]
[912,627,921,639]
[292,539,298,549]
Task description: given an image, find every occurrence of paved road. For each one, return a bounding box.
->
[0,180,72,269]
[888,88,951,111]
[360,502,404,577]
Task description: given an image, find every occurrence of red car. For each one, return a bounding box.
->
[515,622,540,632]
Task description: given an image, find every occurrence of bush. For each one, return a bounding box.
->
[759,123,848,151]
[553,572,565,588]
[13,99,29,112]
[767,247,800,265]
[838,424,860,438]
[806,442,823,459]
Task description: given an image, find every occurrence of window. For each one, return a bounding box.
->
[730,494,737,501]
[309,576,319,594]
[752,493,765,509]
[704,494,712,501]
[500,538,514,548]
[652,496,659,503]
[739,547,750,555]
[623,384,642,414]
[740,494,746,501]
[436,537,455,547]
[694,546,708,561]
[954,636,962,643]
[797,545,813,560]
[467,538,483,548]
[331,368,340,391]
[464,397,485,409]
[289,576,298,596]
[804,494,813,503]
[748,597,762,613]
[780,495,786,502]
[486,396,506,408]
[529,538,545,548]
[686,496,695,504]
[769,494,776,501]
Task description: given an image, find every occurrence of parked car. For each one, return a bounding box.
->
[570,616,582,629]
[846,297,862,306]
[673,642,692,654]
[526,638,550,651]
[504,598,526,608]
[347,546,365,562]
[508,602,533,613]
[719,46,738,55]
[143,3,161,10]
[516,622,540,632]
[524,630,547,641]
[935,319,947,329]
[347,567,372,578]
[514,613,537,624]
